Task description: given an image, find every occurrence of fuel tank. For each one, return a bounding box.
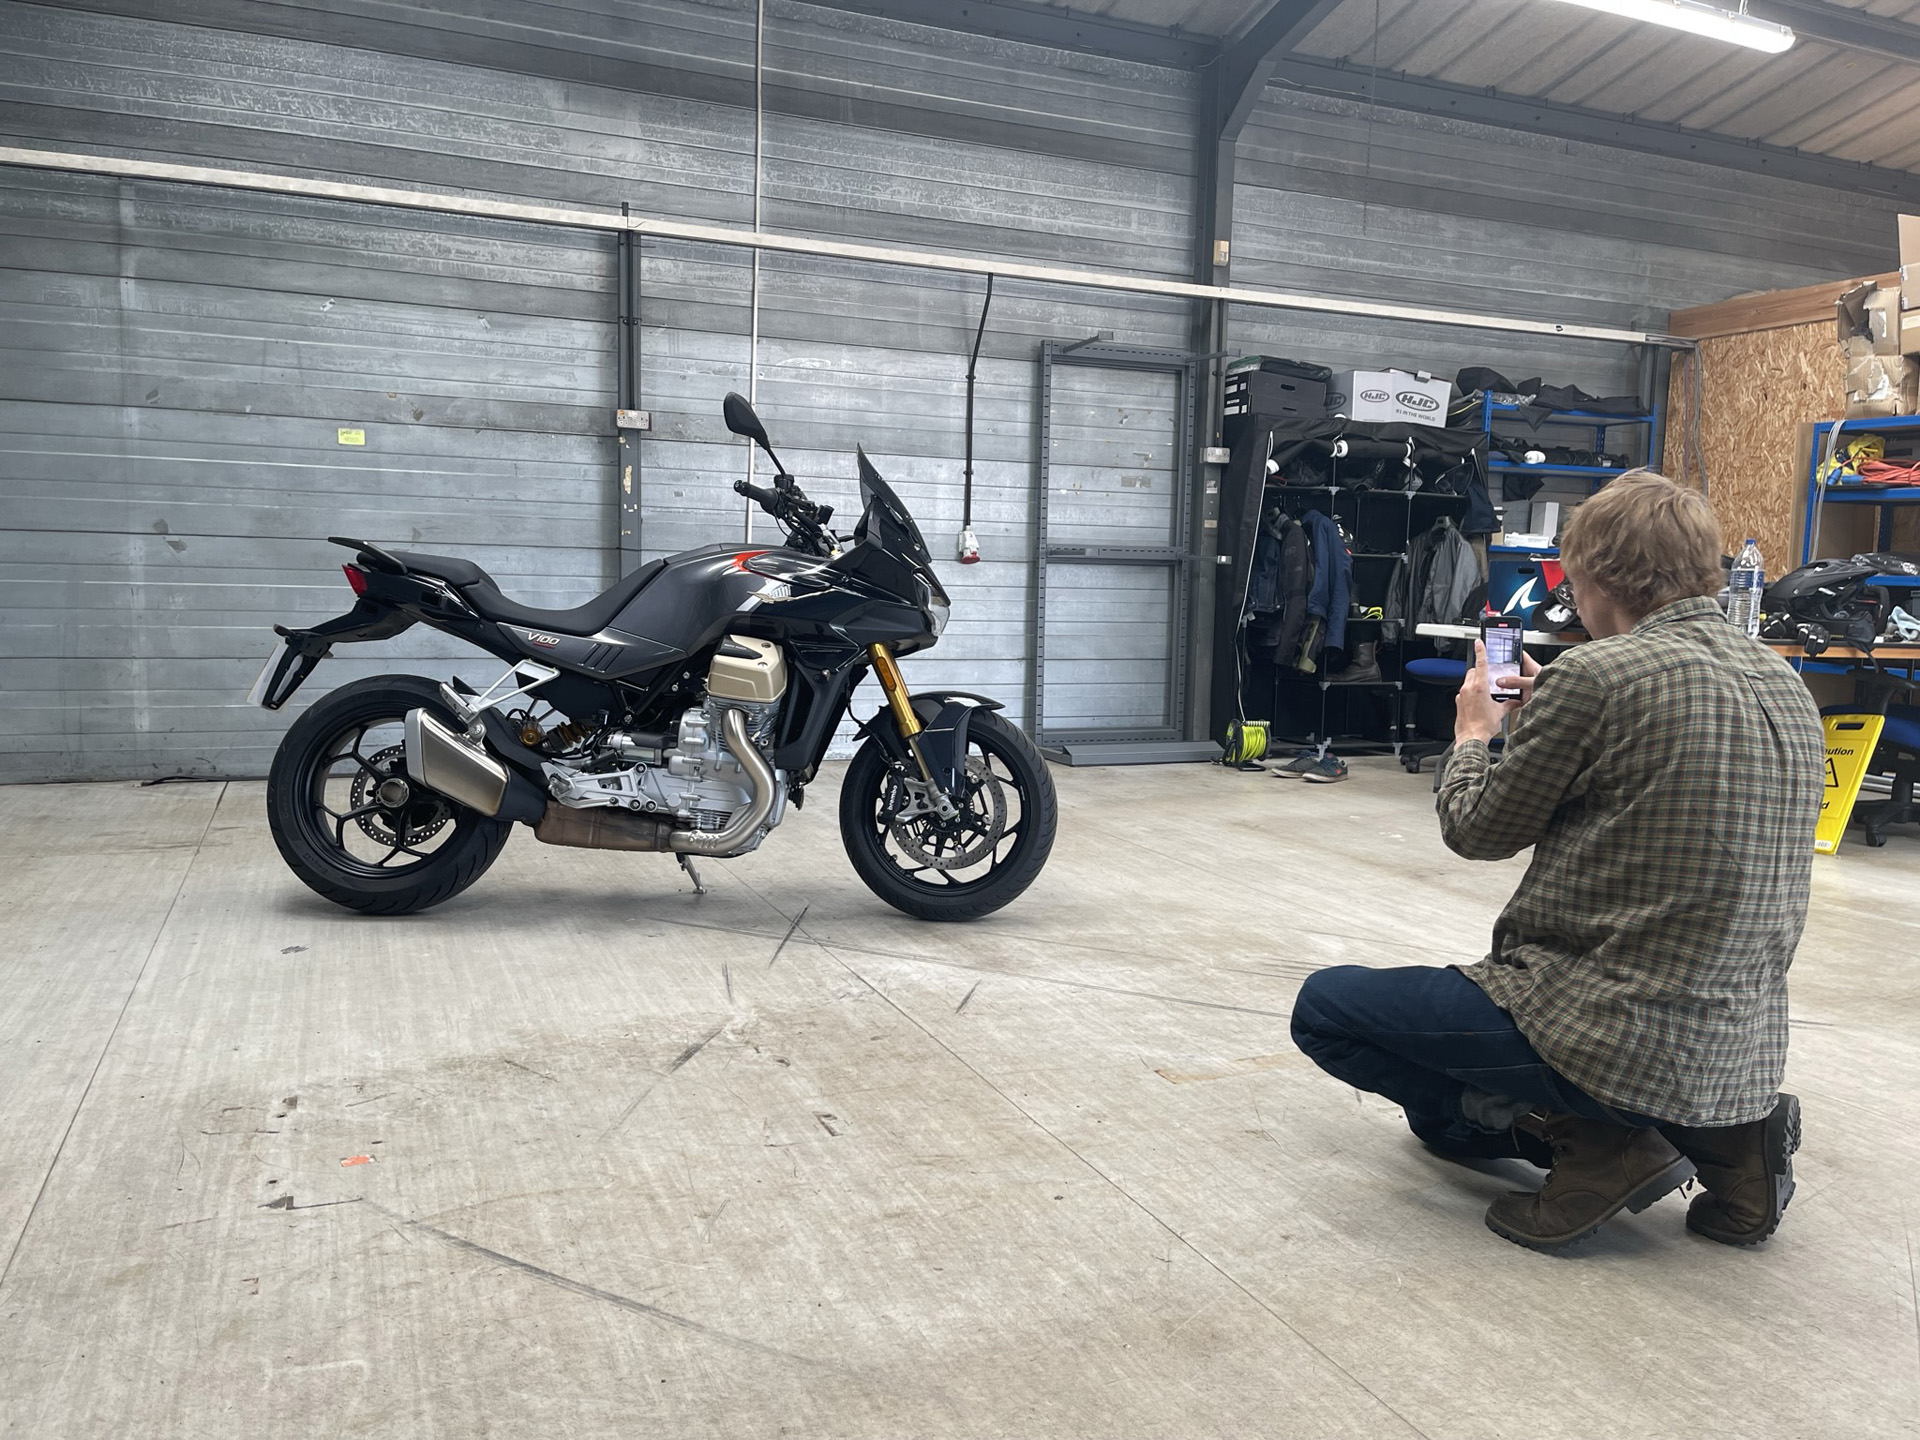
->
[506,544,823,681]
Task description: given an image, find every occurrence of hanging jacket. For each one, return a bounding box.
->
[1246,510,1283,614]
[1421,520,1481,646]
[1247,511,1312,667]
[1385,518,1483,655]
[1301,509,1350,663]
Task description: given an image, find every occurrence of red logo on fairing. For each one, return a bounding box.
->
[727,550,770,574]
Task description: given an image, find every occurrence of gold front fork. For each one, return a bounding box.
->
[869,642,920,736]
[869,642,933,781]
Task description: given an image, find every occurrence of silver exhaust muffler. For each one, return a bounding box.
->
[404,708,509,817]
[533,805,676,851]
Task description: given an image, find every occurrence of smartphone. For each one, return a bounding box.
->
[1481,615,1524,698]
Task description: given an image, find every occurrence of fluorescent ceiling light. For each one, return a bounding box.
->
[1546,0,1796,52]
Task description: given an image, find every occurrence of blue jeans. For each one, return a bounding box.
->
[1289,964,1662,1153]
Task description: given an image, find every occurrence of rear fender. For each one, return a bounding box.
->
[255,598,417,710]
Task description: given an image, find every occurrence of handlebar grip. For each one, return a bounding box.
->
[733,480,781,508]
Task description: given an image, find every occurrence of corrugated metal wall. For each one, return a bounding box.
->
[1224,86,1901,584]
[1227,87,1902,447]
[0,0,1905,780]
[0,0,1195,779]
[0,170,616,781]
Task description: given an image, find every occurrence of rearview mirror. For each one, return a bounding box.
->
[723,392,769,448]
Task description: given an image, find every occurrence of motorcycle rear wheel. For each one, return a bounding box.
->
[266,675,512,915]
[839,708,1057,922]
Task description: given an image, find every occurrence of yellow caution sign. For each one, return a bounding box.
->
[1815,713,1885,854]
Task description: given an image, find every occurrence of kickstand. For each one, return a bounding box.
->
[678,854,707,895]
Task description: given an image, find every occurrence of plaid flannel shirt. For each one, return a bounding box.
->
[1437,597,1825,1126]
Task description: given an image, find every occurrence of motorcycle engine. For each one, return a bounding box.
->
[545,637,787,833]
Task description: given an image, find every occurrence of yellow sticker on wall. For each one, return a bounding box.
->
[337,427,366,446]
[1815,713,1885,854]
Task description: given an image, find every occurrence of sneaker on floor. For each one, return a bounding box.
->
[1301,755,1349,783]
[1268,749,1320,779]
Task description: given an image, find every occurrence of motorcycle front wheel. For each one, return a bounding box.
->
[838,708,1057,922]
[266,675,512,915]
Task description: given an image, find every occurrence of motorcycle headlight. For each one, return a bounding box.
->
[919,577,949,637]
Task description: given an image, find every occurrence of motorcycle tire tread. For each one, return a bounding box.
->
[266,675,513,916]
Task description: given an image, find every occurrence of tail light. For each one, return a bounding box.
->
[342,564,369,596]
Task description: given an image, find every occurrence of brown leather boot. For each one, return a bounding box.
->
[1658,1093,1800,1246]
[1484,1112,1695,1253]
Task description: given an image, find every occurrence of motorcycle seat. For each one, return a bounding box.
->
[388,550,666,635]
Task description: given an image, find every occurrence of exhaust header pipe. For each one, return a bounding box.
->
[672,707,777,857]
[404,708,509,816]
[417,703,777,856]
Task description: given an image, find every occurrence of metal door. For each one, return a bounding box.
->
[1032,343,1196,752]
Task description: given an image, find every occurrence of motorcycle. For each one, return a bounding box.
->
[252,393,1057,921]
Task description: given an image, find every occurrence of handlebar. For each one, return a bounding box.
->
[733,475,836,557]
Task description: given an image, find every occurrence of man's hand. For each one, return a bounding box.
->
[1455,640,1540,744]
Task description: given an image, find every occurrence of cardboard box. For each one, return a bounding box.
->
[1839,285,1901,355]
[1326,369,1451,428]
[1901,308,1920,356]
[1844,352,1919,418]
[1902,215,1920,310]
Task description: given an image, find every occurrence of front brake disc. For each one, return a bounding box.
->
[888,758,1006,871]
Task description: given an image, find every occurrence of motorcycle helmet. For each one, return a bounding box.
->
[1759,559,1891,654]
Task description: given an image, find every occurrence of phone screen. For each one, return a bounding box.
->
[1483,620,1523,697]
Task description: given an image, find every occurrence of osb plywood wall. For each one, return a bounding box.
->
[1666,319,1920,567]
[1664,322,1839,570]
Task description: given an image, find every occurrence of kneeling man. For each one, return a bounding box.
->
[1291,472,1824,1252]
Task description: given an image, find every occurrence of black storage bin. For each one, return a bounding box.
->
[1222,359,1330,448]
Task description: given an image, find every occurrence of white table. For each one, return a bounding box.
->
[1415,622,1584,647]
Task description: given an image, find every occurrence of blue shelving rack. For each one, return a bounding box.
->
[1801,414,1920,564]
[1472,394,1661,498]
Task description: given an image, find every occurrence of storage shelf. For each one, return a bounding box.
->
[1818,485,1920,503]
[1272,484,1467,499]
[1489,460,1627,478]
[1483,401,1655,425]
[1489,544,1559,555]
[1781,657,1920,676]
[1815,414,1920,433]
[1805,415,1920,561]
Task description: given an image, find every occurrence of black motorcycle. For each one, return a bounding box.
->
[253,393,1057,921]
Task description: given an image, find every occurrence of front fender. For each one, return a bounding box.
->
[861,691,1005,796]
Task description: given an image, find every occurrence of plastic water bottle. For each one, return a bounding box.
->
[1728,538,1764,637]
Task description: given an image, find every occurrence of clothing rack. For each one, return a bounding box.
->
[1253,477,1472,758]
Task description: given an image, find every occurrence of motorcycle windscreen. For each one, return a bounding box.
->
[853,446,932,570]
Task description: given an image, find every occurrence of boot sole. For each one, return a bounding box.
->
[1686,1093,1801,1247]
[1485,1154,1696,1254]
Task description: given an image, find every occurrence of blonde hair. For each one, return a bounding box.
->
[1558,470,1724,620]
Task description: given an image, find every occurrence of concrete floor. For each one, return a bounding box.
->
[1,760,1917,1439]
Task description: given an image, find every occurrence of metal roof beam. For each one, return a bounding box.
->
[808,0,1214,67]
[1750,0,1920,66]
[1270,55,1920,204]
[1216,1,1344,140]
